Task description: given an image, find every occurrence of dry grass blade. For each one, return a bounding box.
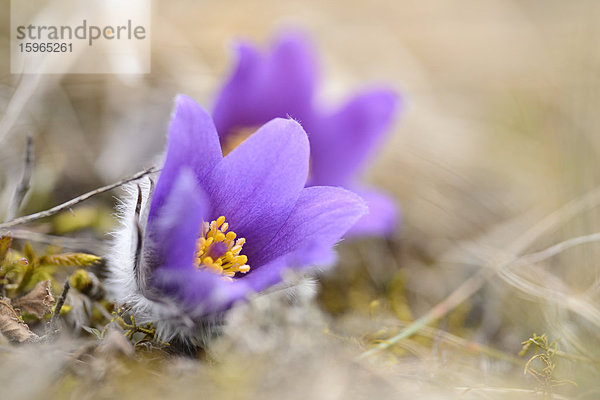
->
[491,232,600,333]
[516,232,600,266]
[359,186,600,359]
[501,264,600,329]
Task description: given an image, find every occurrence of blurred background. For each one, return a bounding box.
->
[1,0,600,398]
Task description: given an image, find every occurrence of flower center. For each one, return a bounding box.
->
[195,216,250,278]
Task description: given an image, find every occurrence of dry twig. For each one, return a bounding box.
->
[0,167,158,230]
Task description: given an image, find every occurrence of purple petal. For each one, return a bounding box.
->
[147,169,251,315]
[153,266,251,317]
[309,89,400,186]
[346,187,399,238]
[148,95,223,221]
[211,41,262,138]
[267,31,317,113]
[212,32,318,140]
[146,169,207,273]
[204,118,310,262]
[249,185,368,269]
[241,242,341,293]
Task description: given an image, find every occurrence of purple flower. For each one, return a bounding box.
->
[107,95,367,341]
[213,32,401,237]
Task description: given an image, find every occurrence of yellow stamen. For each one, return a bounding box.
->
[195,215,250,278]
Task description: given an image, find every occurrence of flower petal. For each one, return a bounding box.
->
[145,168,207,273]
[346,187,399,238]
[153,265,251,317]
[149,95,222,221]
[204,118,310,261]
[249,185,368,269]
[309,89,400,186]
[146,169,248,315]
[240,245,336,293]
[212,32,318,140]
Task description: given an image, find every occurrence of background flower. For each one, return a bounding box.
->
[212,32,402,237]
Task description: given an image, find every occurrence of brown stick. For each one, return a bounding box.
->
[0,167,158,229]
[47,279,70,337]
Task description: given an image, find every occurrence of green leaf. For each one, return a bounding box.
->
[0,236,12,264]
[23,242,35,265]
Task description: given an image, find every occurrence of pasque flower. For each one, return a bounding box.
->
[213,32,401,237]
[107,95,367,342]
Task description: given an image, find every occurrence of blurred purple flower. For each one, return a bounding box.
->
[213,32,402,237]
[108,95,367,341]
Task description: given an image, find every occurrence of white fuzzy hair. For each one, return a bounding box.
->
[105,177,223,345]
